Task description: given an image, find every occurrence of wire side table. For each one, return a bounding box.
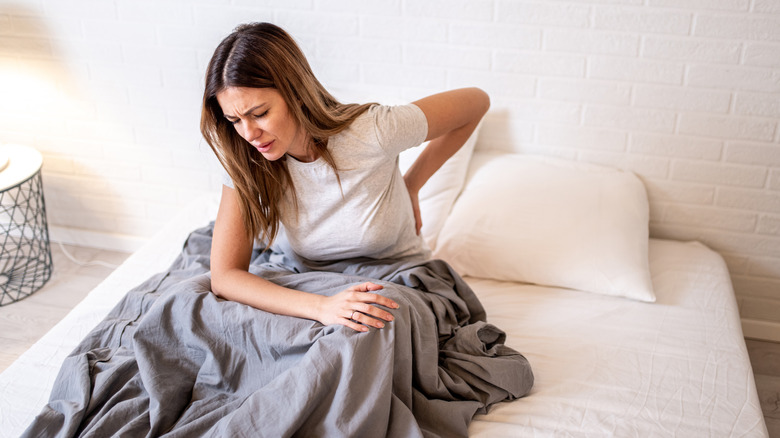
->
[0,144,53,306]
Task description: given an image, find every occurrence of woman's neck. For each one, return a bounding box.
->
[287,134,319,163]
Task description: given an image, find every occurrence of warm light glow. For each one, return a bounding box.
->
[0,58,98,149]
[0,62,62,113]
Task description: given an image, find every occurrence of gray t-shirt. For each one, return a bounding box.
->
[224,103,430,261]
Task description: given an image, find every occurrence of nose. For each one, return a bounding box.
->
[240,120,262,143]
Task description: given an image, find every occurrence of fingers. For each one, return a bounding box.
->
[339,282,399,332]
[410,206,421,235]
[404,180,423,236]
[339,310,380,332]
[350,282,384,292]
[412,204,422,235]
[349,310,388,330]
[352,301,395,326]
[343,317,370,332]
[348,283,398,309]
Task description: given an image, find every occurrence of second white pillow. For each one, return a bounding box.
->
[434,152,655,302]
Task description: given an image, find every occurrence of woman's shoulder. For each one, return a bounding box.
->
[330,102,427,158]
[368,102,425,121]
[347,103,426,139]
[348,102,424,124]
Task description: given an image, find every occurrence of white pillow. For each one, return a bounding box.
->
[434,152,655,302]
[398,122,480,251]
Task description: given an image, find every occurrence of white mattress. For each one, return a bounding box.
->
[0,194,768,437]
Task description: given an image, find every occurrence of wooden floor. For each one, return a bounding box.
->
[0,243,779,437]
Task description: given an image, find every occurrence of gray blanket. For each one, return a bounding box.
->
[23,224,533,437]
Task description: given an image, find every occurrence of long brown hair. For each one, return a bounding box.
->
[201,22,374,246]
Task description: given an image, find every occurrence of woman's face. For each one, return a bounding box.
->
[216,86,315,162]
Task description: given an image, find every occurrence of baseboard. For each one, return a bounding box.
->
[49,226,148,253]
[742,318,780,343]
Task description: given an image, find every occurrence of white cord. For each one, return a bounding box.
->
[56,241,120,269]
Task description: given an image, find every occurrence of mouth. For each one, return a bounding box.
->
[253,140,274,153]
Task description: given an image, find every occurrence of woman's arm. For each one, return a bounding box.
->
[405,87,490,234]
[210,185,398,332]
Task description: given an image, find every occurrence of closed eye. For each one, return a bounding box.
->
[253,110,269,119]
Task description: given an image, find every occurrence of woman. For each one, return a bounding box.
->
[201,22,489,333]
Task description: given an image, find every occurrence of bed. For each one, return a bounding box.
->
[0,144,769,437]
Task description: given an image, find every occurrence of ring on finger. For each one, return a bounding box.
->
[350,310,358,321]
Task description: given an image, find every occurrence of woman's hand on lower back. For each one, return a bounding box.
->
[404,180,423,235]
[317,282,399,332]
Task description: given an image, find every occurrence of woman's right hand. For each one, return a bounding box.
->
[317,282,399,332]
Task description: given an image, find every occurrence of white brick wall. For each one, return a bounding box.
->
[1,0,779,340]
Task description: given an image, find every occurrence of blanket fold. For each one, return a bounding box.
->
[22,223,533,438]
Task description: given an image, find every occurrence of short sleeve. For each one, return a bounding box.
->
[221,167,234,189]
[372,104,428,158]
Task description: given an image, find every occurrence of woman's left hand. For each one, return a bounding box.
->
[405,178,422,235]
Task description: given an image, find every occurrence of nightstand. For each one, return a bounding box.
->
[0,144,53,305]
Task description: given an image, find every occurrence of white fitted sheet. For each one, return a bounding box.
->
[467,239,767,437]
[0,194,767,437]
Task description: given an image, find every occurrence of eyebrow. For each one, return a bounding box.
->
[224,103,267,119]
